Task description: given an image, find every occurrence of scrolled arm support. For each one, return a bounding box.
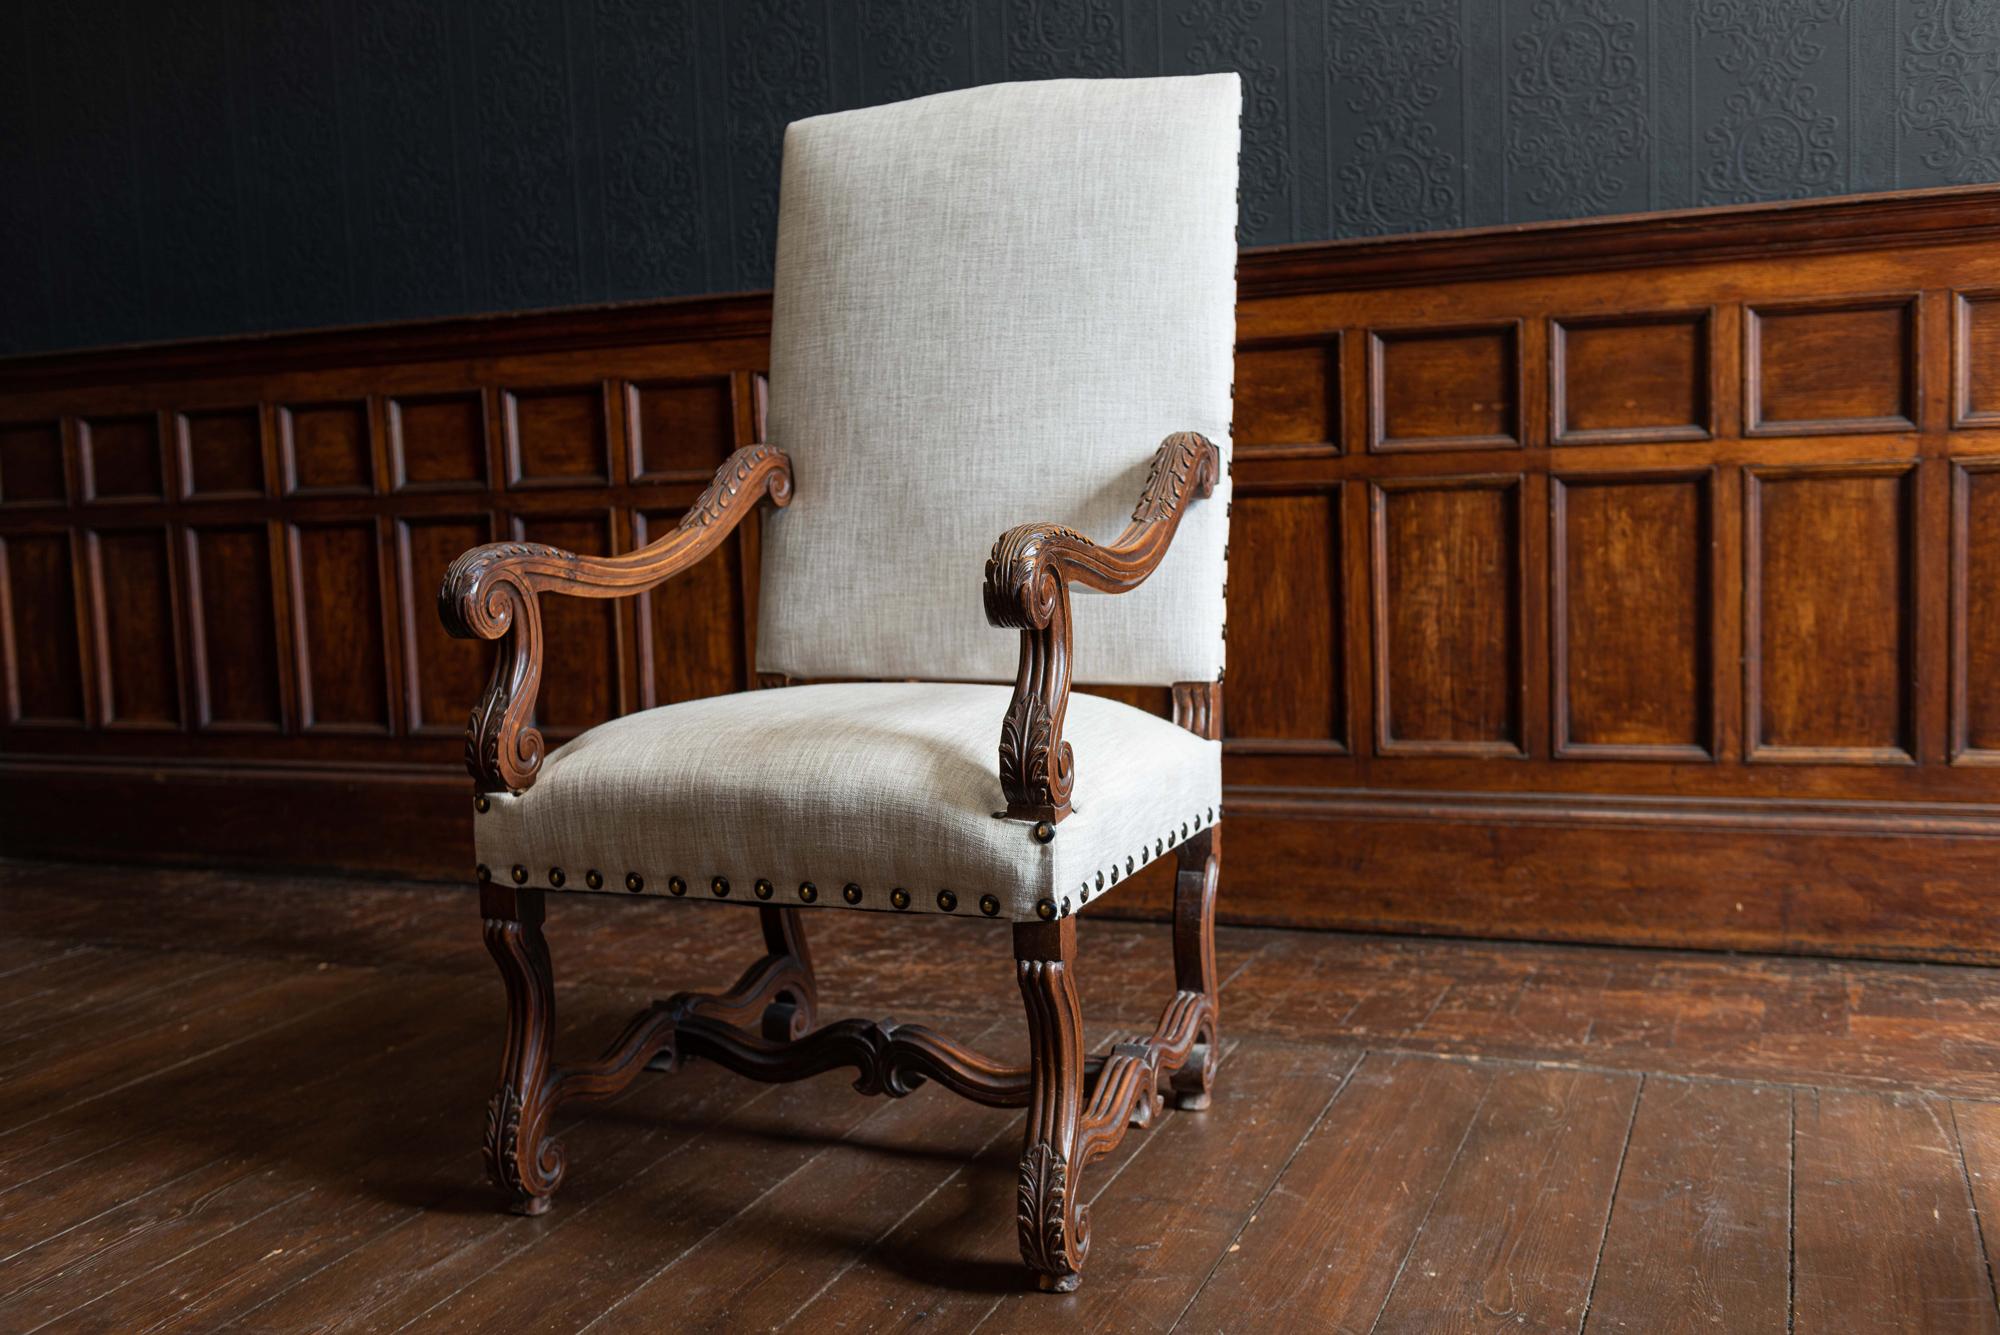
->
[440,443,793,794]
[983,432,1221,824]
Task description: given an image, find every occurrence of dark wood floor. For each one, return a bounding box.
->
[5,863,2000,1333]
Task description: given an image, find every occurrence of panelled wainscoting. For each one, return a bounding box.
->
[6,188,2000,962]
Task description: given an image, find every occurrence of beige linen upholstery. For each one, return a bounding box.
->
[476,684,1220,922]
[757,74,1239,685]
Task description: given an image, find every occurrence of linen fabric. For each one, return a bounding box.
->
[757,74,1239,686]
[476,683,1220,921]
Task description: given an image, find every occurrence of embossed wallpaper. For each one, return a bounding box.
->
[3,0,1996,355]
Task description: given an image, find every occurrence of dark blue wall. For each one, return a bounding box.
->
[4,0,1996,355]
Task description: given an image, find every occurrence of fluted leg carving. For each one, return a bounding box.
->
[1169,823,1221,1110]
[1015,918,1089,1292]
[481,882,564,1215]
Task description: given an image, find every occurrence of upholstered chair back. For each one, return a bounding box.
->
[756,74,1239,688]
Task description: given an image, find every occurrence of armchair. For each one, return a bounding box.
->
[438,73,1239,1293]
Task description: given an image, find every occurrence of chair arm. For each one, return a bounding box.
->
[439,443,793,794]
[982,432,1222,825]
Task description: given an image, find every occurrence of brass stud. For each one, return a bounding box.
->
[475,795,490,814]
[842,883,863,905]
[754,878,774,900]
[798,881,818,903]
[1181,821,1189,839]
[1110,866,1120,885]
[548,867,565,888]
[668,875,686,896]
[510,865,528,885]
[937,889,957,912]
[1096,871,1104,891]
[1126,855,1136,875]
[1061,897,1071,916]
[626,872,645,893]
[711,876,730,898]
[890,887,911,910]
[586,870,603,890]
[979,894,1001,917]
[1031,820,1055,844]
[475,864,491,883]
[1079,883,1090,903]
[1156,838,1164,858]
[1036,898,1056,921]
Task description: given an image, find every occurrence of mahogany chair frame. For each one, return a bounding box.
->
[441,427,1224,1292]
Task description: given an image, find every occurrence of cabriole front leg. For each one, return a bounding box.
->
[480,882,565,1215]
[1015,917,1089,1292]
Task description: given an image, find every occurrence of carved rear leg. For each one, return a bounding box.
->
[1169,823,1221,1111]
[481,882,564,1215]
[1016,917,1089,1292]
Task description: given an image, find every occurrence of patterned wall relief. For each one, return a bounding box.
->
[1693,0,1846,205]
[1328,0,1462,235]
[5,0,1999,356]
[1902,0,2000,183]
[1507,0,1649,219]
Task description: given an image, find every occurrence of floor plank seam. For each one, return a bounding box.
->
[1786,1089,1798,1335]
[1575,1071,1646,1334]
[1949,1100,2000,1323]
[1164,1045,1368,1334]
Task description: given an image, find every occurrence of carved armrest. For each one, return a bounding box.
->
[440,443,792,794]
[982,432,1222,826]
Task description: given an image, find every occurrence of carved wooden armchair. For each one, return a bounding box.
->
[438,74,1238,1292]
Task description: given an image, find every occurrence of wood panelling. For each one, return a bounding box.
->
[184,525,283,731]
[84,527,181,729]
[504,384,611,487]
[10,188,2000,961]
[1746,297,1918,435]
[279,401,373,496]
[1226,492,1343,749]
[1368,323,1520,452]
[388,392,486,492]
[175,406,266,500]
[0,531,85,725]
[79,414,165,502]
[1553,472,1714,759]
[1235,340,1338,456]
[1746,465,1916,763]
[1956,292,2000,430]
[286,521,392,733]
[627,377,736,481]
[1551,311,1711,445]
[396,516,496,736]
[0,419,65,506]
[1371,476,1523,755]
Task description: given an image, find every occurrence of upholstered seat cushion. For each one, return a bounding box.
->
[476,683,1219,922]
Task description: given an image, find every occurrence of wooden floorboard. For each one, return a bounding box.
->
[4,859,2000,1332]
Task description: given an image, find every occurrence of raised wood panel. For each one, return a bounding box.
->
[286,521,392,733]
[1746,466,1916,763]
[184,524,282,731]
[175,407,266,500]
[633,510,745,707]
[280,401,374,495]
[85,526,181,729]
[510,511,621,735]
[1226,491,1344,750]
[1551,312,1711,445]
[1956,293,2000,430]
[79,414,165,502]
[1368,323,1520,452]
[397,515,497,736]
[388,392,486,492]
[1747,298,1918,436]
[1552,473,1713,759]
[1952,460,2000,763]
[504,385,610,488]
[1370,477,1524,755]
[0,420,66,506]
[626,377,735,481]
[0,531,85,726]
[1235,340,1338,456]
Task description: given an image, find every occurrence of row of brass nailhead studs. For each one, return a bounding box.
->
[478,864,1004,917]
